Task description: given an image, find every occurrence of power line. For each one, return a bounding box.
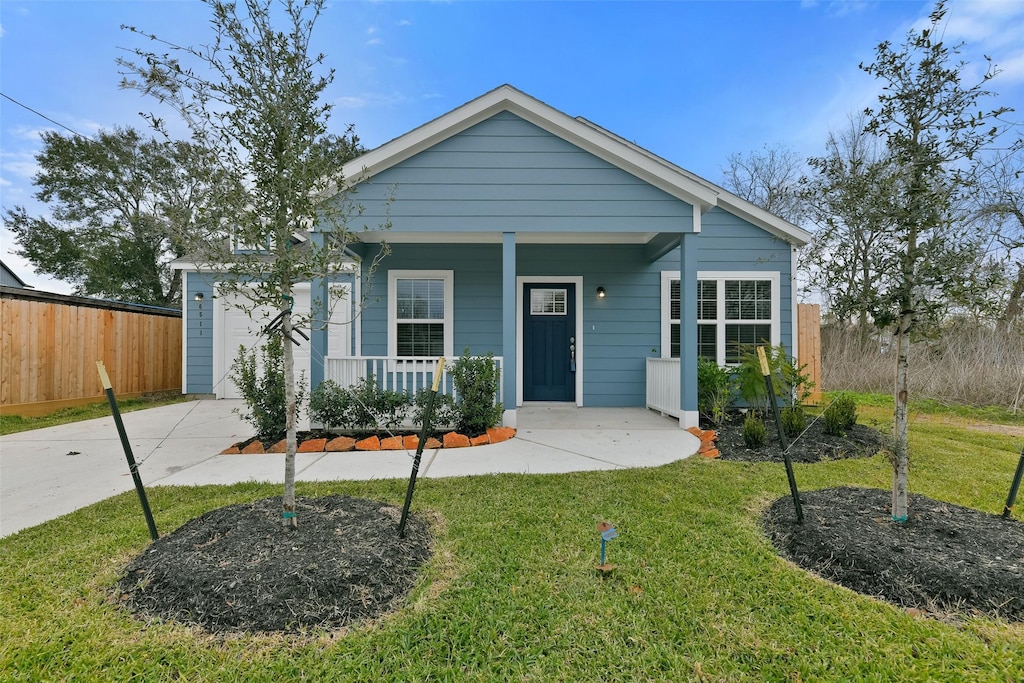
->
[0,92,88,139]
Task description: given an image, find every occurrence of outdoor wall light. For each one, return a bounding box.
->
[194,292,204,302]
[596,287,606,299]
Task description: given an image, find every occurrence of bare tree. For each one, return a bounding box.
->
[971,144,1024,328]
[722,144,807,224]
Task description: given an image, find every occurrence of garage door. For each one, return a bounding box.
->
[215,283,351,399]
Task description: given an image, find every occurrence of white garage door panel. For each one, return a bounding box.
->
[215,284,350,400]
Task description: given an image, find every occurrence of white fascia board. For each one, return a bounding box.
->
[352,231,658,244]
[337,85,719,212]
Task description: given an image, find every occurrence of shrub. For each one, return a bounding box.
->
[697,357,734,426]
[742,413,768,449]
[230,336,306,440]
[780,405,806,439]
[734,344,813,411]
[346,375,408,432]
[412,389,457,431]
[823,394,858,436]
[450,350,504,435]
[308,380,352,430]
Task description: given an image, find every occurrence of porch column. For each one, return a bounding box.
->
[679,231,699,428]
[310,231,328,391]
[502,231,517,427]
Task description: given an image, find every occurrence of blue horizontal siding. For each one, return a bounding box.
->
[339,111,693,235]
[184,273,214,394]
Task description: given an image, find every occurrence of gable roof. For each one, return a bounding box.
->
[1,260,30,288]
[337,84,811,247]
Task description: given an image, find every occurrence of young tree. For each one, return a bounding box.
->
[859,1,1010,520]
[119,0,378,528]
[4,127,223,307]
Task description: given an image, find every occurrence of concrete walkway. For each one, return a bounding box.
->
[0,400,698,537]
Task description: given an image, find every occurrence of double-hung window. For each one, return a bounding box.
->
[388,270,454,359]
[662,271,780,365]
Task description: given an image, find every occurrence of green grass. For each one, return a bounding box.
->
[0,393,194,435]
[2,409,1022,681]
[824,390,1024,427]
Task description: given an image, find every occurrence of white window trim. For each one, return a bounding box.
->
[387,269,455,360]
[661,270,781,366]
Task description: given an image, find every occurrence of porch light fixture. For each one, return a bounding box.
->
[194,292,204,302]
[596,287,606,299]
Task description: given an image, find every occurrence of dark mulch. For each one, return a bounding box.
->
[115,495,432,634]
[764,487,1024,622]
[713,412,886,463]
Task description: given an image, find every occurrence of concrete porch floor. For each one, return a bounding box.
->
[516,403,683,430]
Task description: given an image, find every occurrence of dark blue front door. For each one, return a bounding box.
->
[523,283,576,402]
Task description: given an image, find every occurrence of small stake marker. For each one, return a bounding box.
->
[596,521,619,574]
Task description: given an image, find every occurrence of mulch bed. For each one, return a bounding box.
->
[114,495,432,634]
[763,487,1024,622]
[712,412,887,463]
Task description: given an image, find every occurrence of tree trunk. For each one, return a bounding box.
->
[891,315,911,522]
[282,303,298,529]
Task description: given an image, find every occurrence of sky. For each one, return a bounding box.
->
[1,0,1022,293]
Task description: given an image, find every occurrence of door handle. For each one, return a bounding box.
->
[569,336,576,372]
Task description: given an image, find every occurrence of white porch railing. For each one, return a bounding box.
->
[646,357,681,418]
[324,356,503,403]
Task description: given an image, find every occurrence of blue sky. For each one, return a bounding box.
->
[2,0,1023,292]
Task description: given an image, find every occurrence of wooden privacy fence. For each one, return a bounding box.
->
[797,303,823,406]
[1,287,182,416]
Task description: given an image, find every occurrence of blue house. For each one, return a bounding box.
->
[178,85,810,429]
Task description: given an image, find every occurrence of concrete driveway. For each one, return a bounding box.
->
[0,400,698,537]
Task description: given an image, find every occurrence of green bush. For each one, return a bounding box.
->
[450,350,504,435]
[345,375,408,432]
[230,336,306,440]
[823,394,858,436]
[742,413,768,449]
[308,380,352,430]
[412,389,457,431]
[780,406,807,439]
[697,357,733,426]
[734,344,813,412]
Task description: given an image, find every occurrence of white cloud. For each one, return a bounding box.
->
[1,153,40,182]
[335,95,368,109]
[333,91,412,110]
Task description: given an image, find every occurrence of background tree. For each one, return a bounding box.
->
[802,115,900,333]
[859,0,1010,521]
[4,127,223,307]
[721,143,807,224]
[119,0,380,528]
[971,144,1024,328]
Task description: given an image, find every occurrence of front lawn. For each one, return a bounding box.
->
[1,406,1021,681]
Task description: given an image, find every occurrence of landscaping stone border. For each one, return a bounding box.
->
[220,427,517,455]
[686,426,720,458]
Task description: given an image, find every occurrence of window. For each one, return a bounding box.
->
[662,271,779,365]
[530,288,567,315]
[388,270,454,358]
